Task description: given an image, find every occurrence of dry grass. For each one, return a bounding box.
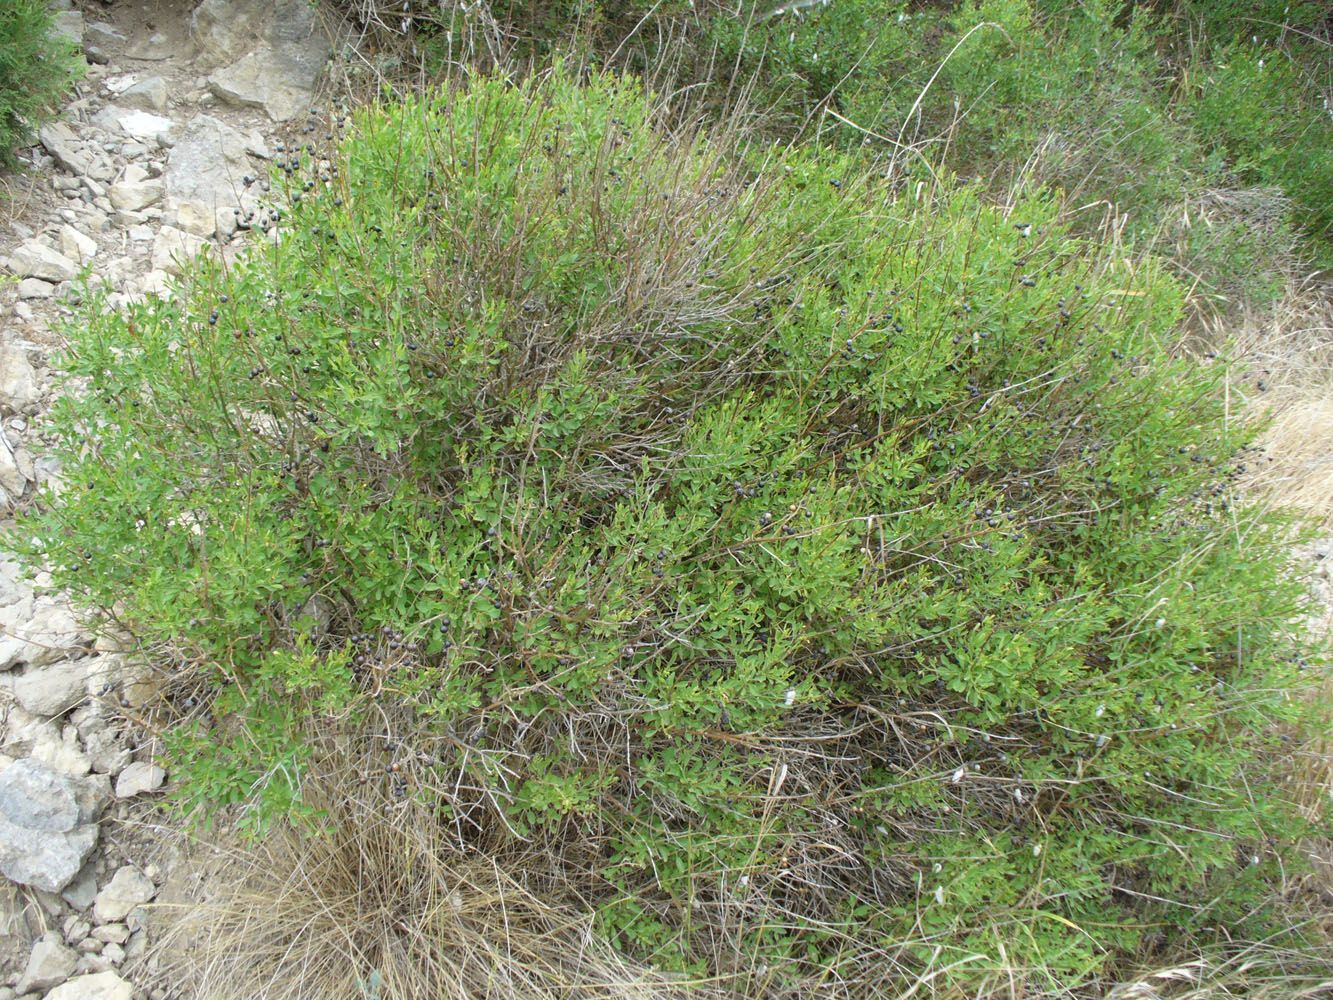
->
[148,734,718,1000]
[1189,273,1333,526]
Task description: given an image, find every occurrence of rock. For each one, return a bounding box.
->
[0,599,88,672]
[125,32,174,62]
[92,867,156,924]
[16,931,78,994]
[29,725,94,778]
[215,206,238,241]
[81,730,130,777]
[6,242,77,282]
[2,660,89,716]
[173,199,215,238]
[0,451,24,505]
[245,130,270,159]
[151,226,209,275]
[137,271,171,297]
[84,44,110,65]
[118,77,167,112]
[190,0,270,66]
[59,226,97,265]
[16,279,51,300]
[165,114,249,215]
[85,22,122,45]
[39,123,116,183]
[76,952,112,974]
[51,11,84,46]
[113,111,173,142]
[108,178,162,213]
[45,972,133,1000]
[0,347,40,412]
[90,924,127,945]
[205,0,331,122]
[0,759,100,892]
[113,762,165,798]
[61,864,98,911]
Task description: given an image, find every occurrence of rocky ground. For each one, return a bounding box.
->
[0,1,340,997]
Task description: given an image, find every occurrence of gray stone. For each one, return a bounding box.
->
[215,206,238,240]
[6,242,77,282]
[165,114,250,214]
[75,952,112,974]
[83,44,110,65]
[0,599,87,672]
[85,22,123,45]
[118,77,167,112]
[92,867,156,924]
[82,730,130,778]
[61,863,98,911]
[151,226,209,276]
[89,924,127,945]
[113,762,165,798]
[0,347,39,412]
[0,445,27,504]
[0,759,100,893]
[108,178,162,213]
[2,660,89,717]
[125,32,174,61]
[205,0,331,122]
[63,915,91,943]
[16,278,52,301]
[172,199,215,238]
[16,931,78,994]
[45,972,133,1000]
[59,226,97,265]
[39,123,115,183]
[29,724,93,778]
[113,111,173,142]
[190,0,270,66]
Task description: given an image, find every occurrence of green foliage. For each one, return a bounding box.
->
[1184,36,1333,254]
[1171,0,1328,38]
[18,70,1321,991]
[404,0,1333,298]
[0,0,81,165]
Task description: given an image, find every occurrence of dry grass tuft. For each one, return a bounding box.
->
[150,734,718,1000]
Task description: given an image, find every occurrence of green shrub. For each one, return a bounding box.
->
[1171,0,1328,39]
[0,0,81,164]
[18,70,1321,991]
[707,1,1202,237]
[1185,37,1333,256]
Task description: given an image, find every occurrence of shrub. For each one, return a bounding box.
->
[1185,36,1333,257]
[0,0,82,165]
[18,70,1322,992]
